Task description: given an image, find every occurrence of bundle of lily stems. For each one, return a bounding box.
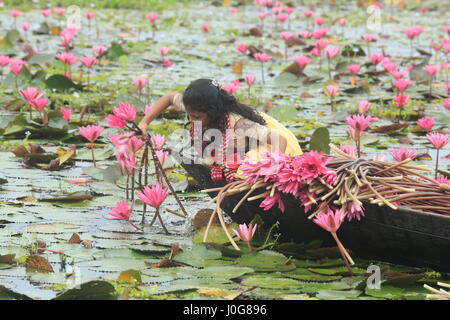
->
[201,143,450,274]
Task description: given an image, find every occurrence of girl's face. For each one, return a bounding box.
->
[185,106,209,129]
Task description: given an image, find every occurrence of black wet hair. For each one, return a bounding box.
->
[182,78,266,129]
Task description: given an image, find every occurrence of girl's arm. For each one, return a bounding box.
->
[138,92,178,138]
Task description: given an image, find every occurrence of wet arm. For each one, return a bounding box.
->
[138,92,178,138]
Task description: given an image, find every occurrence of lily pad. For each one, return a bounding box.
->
[53,280,117,300]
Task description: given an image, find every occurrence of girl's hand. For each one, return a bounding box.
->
[138,121,149,139]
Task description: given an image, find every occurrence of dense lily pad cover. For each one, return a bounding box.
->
[0,0,449,300]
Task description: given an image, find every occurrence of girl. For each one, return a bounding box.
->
[138,78,302,183]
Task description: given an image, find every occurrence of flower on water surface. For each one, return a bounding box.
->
[79,125,104,143]
[108,200,133,220]
[137,183,169,208]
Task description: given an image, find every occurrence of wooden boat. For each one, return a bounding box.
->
[181,162,450,273]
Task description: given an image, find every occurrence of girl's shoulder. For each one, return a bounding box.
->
[172,92,185,111]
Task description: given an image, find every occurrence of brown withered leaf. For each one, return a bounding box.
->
[25,254,54,273]
[30,144,46,154]
[248,27,262,37]
[369,123,408,134]
[11,145,30,158]
[285,36,304,47]
[68,233,82,244]
[81,240,93,249]
[192,209,219,229]
[42,159,62,171]
[232,60,243,75]
[398,137,413,145]
[0,254,16,264]
[168,243,180,261]
[282,62,304,77]
[300,92,313,98]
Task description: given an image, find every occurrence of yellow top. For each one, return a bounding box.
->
[172,92,302,166]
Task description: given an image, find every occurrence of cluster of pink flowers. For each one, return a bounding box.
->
[241,151,336,213]
[107,102,137,129]
[19,87,48,112]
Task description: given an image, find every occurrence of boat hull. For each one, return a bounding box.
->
[181,163,450,273]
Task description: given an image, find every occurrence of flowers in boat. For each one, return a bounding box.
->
[241,151,336,211]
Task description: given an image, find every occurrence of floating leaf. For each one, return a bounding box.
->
[53,280,117,300]
[117,269,142,285]
[45,74,81,92]
[25,254,53,273]
[309,127,330,154]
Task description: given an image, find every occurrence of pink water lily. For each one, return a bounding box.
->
[442,97,450,110]
[232,223,257,251]
[427,133,449,150]
[162,58,172,67]
[151,134,165,150]
[347,64,361,75]
[254,52,272,84]
[299,30,311,39]
[54,8,66,16]
[0,55,10,67]
[156,150,169,165]
[117,152,137,175]
[112,102,137,122]
[295,56,311,71]
[236,44,248,54]
[133,77,147,91]
[20,22,30,31]
[56,52,77,65]
[358,100,370,114]
[390,70,407,79]
[146,13,158,23]
[260,192,285,212]
[325,85,338,97]
[107,114,127,129]
[84,12,95,20]
[31,97,48,112]
[201,23,210,32]
[314,209,343,233]
[93,45,107,56]
[325,45,340,59]
[127,136,144,154]
[79,125,104,143]
[391,147,417,162]
[393,79,411,92]
[416,117,435,132]
[40,9,52,18]
[59,108,72,121]
[159,46,169,56]
[108,200,133,221]
[427,133,449,179]
[279,31,293,41]
[10,10,22,17]
[369,53,384,65]
[138,183,169,208]
[80,56,97,68]
[244,74,256,87]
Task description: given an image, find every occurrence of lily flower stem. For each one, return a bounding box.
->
[131,169,135,202]
[147,140,188,217]
[260,62,265,85]
[331,232,354,276]
[435,149,440,180]
[128,220,142,231]
[141,147,149,225]
[125,175,130,201]
[327,57,332,80]
[90,144,97,167]
[246,241,252,253]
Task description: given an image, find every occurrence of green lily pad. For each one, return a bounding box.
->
[236,250,296,272]
[365,285,406,299]
[53,280,117,300]
[316,289,362,300]
[173,244,222,268]
[241,276,302,290]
